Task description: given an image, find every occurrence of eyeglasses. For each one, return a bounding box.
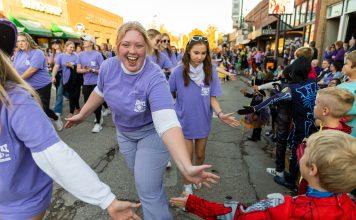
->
[190,35,208,43]
[162,39,170,43]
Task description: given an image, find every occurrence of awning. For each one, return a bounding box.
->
[9,16,52,37]
[51,23,80,39]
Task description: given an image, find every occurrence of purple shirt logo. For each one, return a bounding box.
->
[0,144,11,162]
[201,87,210,96]
[134,99,146,113]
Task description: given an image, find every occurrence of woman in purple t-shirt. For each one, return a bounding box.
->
[161,33,178,67]
[169,36,240,195]
[147,29,173,77]
[13,32,63,131]
[0,18,140,220]
[77,35,104,133]
[66,21,220,220]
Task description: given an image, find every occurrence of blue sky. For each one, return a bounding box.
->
[83,0,261,35]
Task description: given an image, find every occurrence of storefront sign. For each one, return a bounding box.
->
[269,0,295,15]
[262,29,276,35]
[21,0,62,16]
[87,15,118,28]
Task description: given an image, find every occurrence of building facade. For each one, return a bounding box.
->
[315,0,356,59]
[67,0,123,45]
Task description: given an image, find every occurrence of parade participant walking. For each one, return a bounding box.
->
[168,35,240,195]
[147,29,173,76]
[161,33,178,67]
[13,32,63,131]
[51,41,81,118]
[0,18,141,220]
[65,21,220,220]
[77,34,104,133]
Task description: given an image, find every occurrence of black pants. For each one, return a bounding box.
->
[275,104,292,173]
[64,82,81,114]
[82,85,101,123]
[103,102,108,109]
[36,83,58,121]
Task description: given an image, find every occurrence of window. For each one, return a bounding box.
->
[291,8,296,27]
[327,3,343,19]
[304,25,311,44]
[300,2,307,24]
[307,0,313,22]
[295,5,301,26]
[346,0,356,13]
[311,0,318,21]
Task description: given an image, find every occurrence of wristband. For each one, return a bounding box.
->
[217,111,223,118]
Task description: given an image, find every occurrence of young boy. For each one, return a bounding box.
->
[171,130,356,219]
[338,50,356,137]
[297,87,354,194]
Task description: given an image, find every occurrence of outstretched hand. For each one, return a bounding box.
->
[107,200,141,220]
[65,113,85,128]
[237,106,255,115]
[219,113,240,128]
[184,165,220,188]
[170,193,189,209]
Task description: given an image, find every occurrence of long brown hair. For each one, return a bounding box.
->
[182,37,212,87]
[18,32,39,50]
[147,29,161,63]
[162,33,172,57]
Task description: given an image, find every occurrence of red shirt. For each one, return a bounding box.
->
[186,193,356,220]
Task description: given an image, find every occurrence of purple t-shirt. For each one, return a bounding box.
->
[0,84,60,219]
[78,50,104,85]
[97,57,174,132]
[162,50,178,67]
[55,53,78,85]
[13,49,51,90]
[169,64,222,139]
[148,51,173,69]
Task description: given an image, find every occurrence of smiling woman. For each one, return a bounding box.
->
[65,21,220,220]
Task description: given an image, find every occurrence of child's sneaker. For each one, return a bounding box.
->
[266,168,284,178]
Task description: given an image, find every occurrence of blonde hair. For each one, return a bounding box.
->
[18,32,39,50]
[346,50,356,68]
[305,130,356,193]
[318,87,355,118]
[115,21,153,56]
[65,41,75,49]
[334,40,343,49]
[294,46,313,61]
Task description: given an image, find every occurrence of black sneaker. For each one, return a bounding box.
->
[274,175,296,191]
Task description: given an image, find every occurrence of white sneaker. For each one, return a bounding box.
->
[266,168,284,178]
[55,112,61,117]
[166,161,172,169]
[183,184,193,195]
[102,108,111,117]
[91,123,102,133]
[53,118,63,131]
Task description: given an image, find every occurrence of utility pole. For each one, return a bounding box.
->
[274,14,280,64]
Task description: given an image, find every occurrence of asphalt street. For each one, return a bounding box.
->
[45,78,287,220]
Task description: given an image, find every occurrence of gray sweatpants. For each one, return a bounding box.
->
[116,123,172,220]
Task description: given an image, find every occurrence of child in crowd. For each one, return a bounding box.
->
[297,87,354,194]
[239,79,269,142]
[171,130,356,220]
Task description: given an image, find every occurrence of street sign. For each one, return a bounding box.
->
[268,0,295,15]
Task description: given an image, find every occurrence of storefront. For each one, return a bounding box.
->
[67,0,123,45]
[316,0,356,59]
[1,0,79,47]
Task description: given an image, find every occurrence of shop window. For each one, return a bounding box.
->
[300,2,307,24]
[311,0,318,21]
[307,0,313,22]
[327,2,343,19]
[291,8,296,27]
[304,25,311,44]
[309,24,315,42]
[295,5,301,26]
[346,0,356,13]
